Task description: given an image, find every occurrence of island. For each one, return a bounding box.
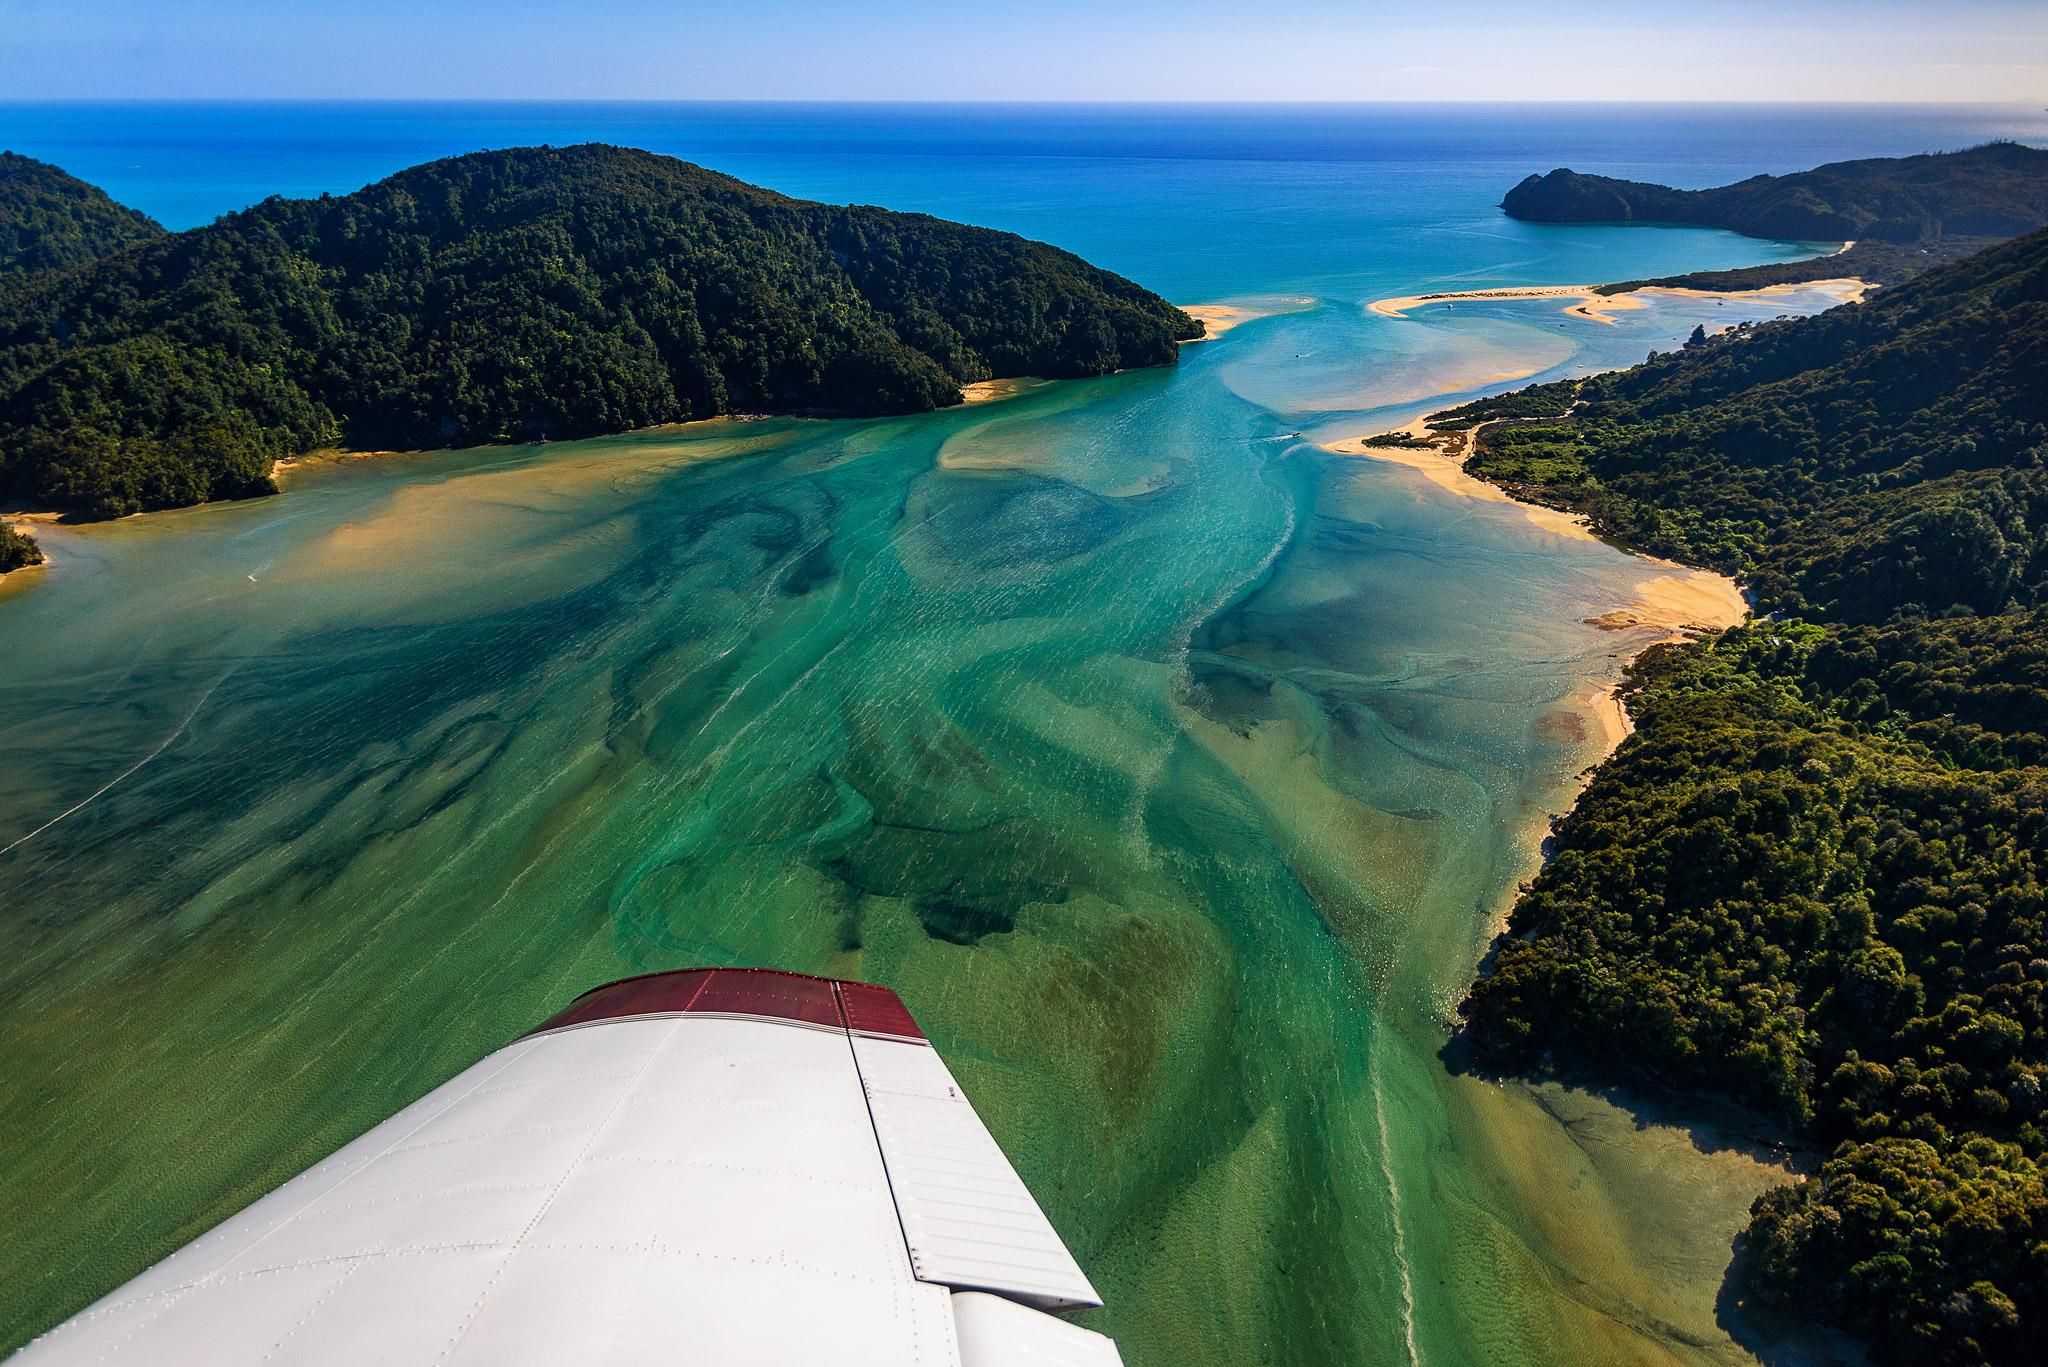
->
[0,144,1201,541]
[1430,223,2048,1364]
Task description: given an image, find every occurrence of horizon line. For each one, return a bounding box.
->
[2,96,2044,108]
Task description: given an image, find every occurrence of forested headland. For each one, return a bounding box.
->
[0,153,164,279]
[1450,225,2048,1363]
[0,144,1199,537]
[1507,142,2048,295]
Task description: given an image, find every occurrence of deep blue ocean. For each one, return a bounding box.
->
[3,101,2043,304]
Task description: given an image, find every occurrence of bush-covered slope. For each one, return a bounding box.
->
[0,524,40,574]
[0,152,163,278]
[1594,235,2002,295]
[0,144,1199,519]
[1504,142,2048,244]
[1453,230,2048,1363]
[1451,226,2048,623]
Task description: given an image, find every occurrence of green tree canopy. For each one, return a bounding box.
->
[0,145,1200,520]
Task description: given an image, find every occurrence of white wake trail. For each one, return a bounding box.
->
[0,668,236,859]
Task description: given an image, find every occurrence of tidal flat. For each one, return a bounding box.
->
[16,97,2036,1365]
[3,286,1843,1364]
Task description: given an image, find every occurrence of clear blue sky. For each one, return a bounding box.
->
[5,0,2044,102]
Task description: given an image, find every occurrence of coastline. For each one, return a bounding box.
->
[1364,367,1802,1364]
[1338,263,1876,758]
[1177,295,1316,341]
[960,376,1049,404]
[1323,423,1598,544]
[1324,419,1750,1098]
[6,313,1282,602]
[1371,275,1867,325]
[272,448,403,481]
[1179,302,1255,338]
[7,395,1066,604]
[1,512,61,588]
[1325,419,1747,752]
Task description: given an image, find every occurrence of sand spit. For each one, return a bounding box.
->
[1325,418,1748,748]
[272,449,406,483]
[1181,303,1256,337]
[1178,296,1316,340]
[1322,426,1599,544]
[1342,258,1854,756]
[1371,276,1867,326]
[1369,284,1633,323]
[1640,277,1867,309]
[960,377,1052,405]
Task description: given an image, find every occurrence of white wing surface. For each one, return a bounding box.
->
[14,968,1120,1367]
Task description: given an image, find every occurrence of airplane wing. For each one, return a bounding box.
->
[15,968,1121,1366]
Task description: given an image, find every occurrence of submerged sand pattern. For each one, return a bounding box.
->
[0,283,1831,1366]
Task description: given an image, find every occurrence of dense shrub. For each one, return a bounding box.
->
[0,145,1198,519]
[1457,228,2048,1362]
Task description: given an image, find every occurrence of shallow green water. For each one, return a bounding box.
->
[0,289,1843,1363]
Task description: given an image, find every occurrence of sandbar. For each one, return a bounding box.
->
[1177,295,1315,341]
[1326,417,1747,755]
[960,377,1047,405]
[1371,276,1867,326]
[1322,425,1598,544]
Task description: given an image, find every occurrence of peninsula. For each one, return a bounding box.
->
[1505,141,2048,293]
[0,144,1199,536]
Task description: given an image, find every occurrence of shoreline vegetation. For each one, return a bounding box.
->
[1424,226,2047,1364]
[0,520,42,579]
[2,291,1301,589]
[1324,407,1748,746]
[1338,145,2048,1355]
[0,144,1200,546]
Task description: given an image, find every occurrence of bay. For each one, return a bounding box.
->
[2,101,2041,1364]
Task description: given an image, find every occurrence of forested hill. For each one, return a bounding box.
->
[1503,142,2048,243]
[1458,226,2048,621]
[0,144,1199,522]
[1452,230,2048,1362]
[0,152,164,279]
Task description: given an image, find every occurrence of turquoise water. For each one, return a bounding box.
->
[2,104,2043,1364]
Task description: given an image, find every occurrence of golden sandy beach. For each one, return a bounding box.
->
[1180,303,1256,337]
[1371,276,1868,325]
[1322,428,1599,543]
[960,377,1050,404]
[1324,425,1749,747]
[1177,295,1317,340]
